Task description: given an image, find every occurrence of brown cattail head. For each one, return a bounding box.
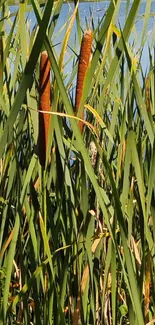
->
[145,75,151,113]
[38,51,51,167]
[75,29,93,133]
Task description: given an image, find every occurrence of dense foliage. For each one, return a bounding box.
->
[0,0,155,324]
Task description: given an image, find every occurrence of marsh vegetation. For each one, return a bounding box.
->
[0,0,155,324]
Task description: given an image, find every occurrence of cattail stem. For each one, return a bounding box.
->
[75,29,93,133]
[38,50,51,168]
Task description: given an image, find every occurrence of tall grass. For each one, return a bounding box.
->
[0,0,155,324]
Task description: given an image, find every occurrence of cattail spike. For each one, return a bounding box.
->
[145,75,151,113]
[75,29,93,133]
[38,51,51,167]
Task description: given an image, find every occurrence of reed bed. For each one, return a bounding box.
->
[0,0,155,324]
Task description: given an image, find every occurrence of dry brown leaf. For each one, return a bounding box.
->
[81,264,89,294]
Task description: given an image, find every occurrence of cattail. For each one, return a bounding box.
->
[75,29,93,132]
[145,75,151,113]
[38,51,51,167]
